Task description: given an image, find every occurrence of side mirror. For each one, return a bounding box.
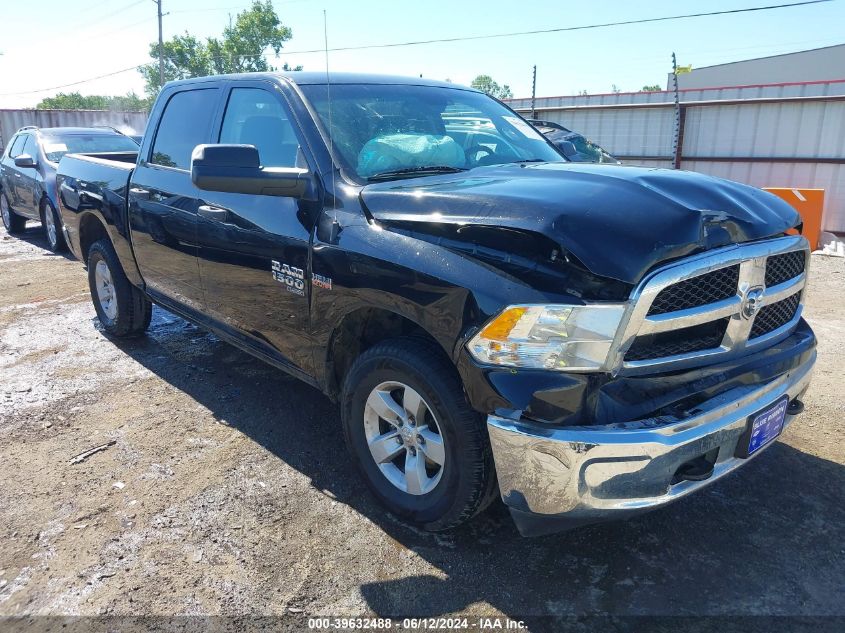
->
[556,141,577,158]
[14,154,37,168]
[190,144,309,198]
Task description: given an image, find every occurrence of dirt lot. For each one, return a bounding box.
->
[0,223,843,628]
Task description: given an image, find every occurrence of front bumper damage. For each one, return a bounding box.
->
[487,342,816,537]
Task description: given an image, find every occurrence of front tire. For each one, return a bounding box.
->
[87,239,151,338]
[42,200,67,253]
[341,337,497,531]
[1,191,27,234]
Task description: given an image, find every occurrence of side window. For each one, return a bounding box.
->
[219,88,301,168]
[22,135,39,160]
[150,88,219,170]
[8,134,26,158]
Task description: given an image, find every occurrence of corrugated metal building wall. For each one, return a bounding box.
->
[507,80,845,233]
[0,109,149,153]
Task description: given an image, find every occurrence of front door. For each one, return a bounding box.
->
[195,83,316,373]
[17,134,41,219]
[128,87,221,312]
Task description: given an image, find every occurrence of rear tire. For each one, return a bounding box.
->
[87,239,151,338]
[1,191,27,234]
[341,337,498,531]
[42,200,67,253]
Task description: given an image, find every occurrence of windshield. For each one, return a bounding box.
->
[41,133,139,162]
[299,83,564,181]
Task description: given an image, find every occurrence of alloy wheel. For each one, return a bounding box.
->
[94,260,118,321]
[363,381,446,495]
[1,196,10,228]
[45,206,57,247]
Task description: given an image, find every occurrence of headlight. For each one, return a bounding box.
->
[467,304,626,371]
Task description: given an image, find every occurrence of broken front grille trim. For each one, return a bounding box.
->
[609,235,810,375]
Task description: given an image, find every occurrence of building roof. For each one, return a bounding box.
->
[689,42,845,72]
[670,43,845,90]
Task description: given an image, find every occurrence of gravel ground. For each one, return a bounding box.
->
[0,222,843,629]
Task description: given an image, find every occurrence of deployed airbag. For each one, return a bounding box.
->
[358,134,464,178]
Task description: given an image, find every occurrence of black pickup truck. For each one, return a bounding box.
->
[56,73,816,536]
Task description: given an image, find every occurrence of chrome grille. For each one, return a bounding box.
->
[647,265,739,315]
[612,236,809,374]
[625,318,730,361]
[765,251,805,287]
[750,292,801,339]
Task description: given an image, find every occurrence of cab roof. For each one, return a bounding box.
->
[166,72,473,91]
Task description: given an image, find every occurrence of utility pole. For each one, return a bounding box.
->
[156,0,164,89]
[531,65,537,119]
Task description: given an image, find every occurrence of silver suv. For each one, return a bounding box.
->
[1,126,138,252]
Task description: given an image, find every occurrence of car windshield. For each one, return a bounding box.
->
[41,133,139,162]
[299,83,564,181]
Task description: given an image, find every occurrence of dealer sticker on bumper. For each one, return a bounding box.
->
[739,395,790,457]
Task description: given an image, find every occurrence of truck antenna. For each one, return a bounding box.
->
[323,9,338,225]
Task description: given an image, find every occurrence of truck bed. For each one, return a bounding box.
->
[56,152,139,282]
[57,152,135,209]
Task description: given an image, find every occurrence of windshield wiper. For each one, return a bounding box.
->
[508,158,545,164]
[367,165,468,181]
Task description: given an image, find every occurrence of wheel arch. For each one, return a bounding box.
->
[38,193,55,221]
[78,212,110,264]
[324,307,448,400]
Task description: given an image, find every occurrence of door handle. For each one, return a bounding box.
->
[129,187,151,200]
[198,205,230,223]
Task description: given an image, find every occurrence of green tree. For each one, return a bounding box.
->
[108,92,153,111]
[640,84,663,92]
[470,75,513,99]
[139,0,300,97]
[139,33,211,96]
[36,91,151,111]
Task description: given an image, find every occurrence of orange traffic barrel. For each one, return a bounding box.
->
[764,188,825,250]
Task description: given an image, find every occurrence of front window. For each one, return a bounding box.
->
[41,133,139,163]
[299,83,564,181]
[219,88,301,168]
[7,134,27,158]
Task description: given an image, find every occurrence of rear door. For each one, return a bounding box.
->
[195,82,316,372]
[128,86,221,313]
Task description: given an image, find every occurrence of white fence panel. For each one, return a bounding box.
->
[683,101,845,158]
[547,107,675,159]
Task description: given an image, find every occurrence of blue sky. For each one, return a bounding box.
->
[1,0,843,108]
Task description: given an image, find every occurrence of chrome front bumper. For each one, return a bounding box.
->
[487,349,816,536]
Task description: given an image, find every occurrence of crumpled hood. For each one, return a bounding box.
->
[360,162,800,285]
